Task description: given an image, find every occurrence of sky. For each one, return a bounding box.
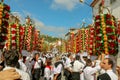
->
[4,0,93,38]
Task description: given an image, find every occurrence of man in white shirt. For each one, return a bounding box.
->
[32,53,41,80]
[64,53,73,80]
[53,56,63,80]
[18,53,27,72]
[72,55,84,80]
[3,49,30,80]
[83,59,101,80]
[97,58,118,80]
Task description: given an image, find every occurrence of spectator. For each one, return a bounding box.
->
[97,58,118,80]
[0,69,21,80]
[3,49,30,80]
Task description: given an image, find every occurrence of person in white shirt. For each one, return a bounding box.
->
[3,49,30,80]
[53,56,63,80]
[97,58,118,80]
[72,55,84,80]
[44,58,53,80]
[0,69,21,80]
[83,59,101,80]
[32,53,41,80]
[40,53,46,76]
[18,53,27,72]
[116,66,120,80]
[64,53,73,80]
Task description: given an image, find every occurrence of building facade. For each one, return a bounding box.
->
[91,0,120,20]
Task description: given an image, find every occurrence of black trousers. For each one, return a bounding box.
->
[71,72,80,80]
[32,68,41,80]
[64,69,72,80]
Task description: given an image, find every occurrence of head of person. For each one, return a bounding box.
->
[67,53,73,60]
[3,49,19,67]
[86,59,92,66]
[102,58,114,71]
[46,58,51,66]
[83,56,88,62]
[75,55,80,61]
[34,53,40,61]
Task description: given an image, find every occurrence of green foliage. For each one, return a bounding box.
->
[40,35,59,43]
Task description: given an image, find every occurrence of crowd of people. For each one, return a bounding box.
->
[0,49,120,80]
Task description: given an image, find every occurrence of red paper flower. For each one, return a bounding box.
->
[106,14,111,19]
[11,24,17,28]
[4,4,10,11]
[109,49,115,54]
[106,20,112,25]
[89,48,93,50]
[108,35,116,40]
[2,21,9,27]
[1,36,7,40]
[4,13,9,19]
[96,29,101,34]
[109,42,116,47]
[90,42,93,44]
[12,43,16,46]
[96,36,101,41]
[1,27,8,33]
[95,15,100,20]
[12,36,16,40]
[95,22,101,26]
[96,43,102,48]
[11,30,16,34]
[106,27,113,33]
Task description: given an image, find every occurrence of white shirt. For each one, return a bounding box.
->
[65,57,72,68]
[72,60,84,72]
[18,59,27,72]
[83,66,101,80]
[44,66,53,80]
[41,57,46,64]
[106,70,118,80]
[34,60,41,69]
[3,66,30,80]
[53,64,63,74]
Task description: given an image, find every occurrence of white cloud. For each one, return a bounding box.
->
[33,18,67,38]
[51,0,79,11]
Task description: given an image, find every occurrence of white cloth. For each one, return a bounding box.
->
[72,60,84,72]
[64,57,72,68]
[106,70,118,80]
[25,59,34,78]
[53,64,62,74]
[3,66,30,80]
[44,67,53,80]
[18,59,27,72]
[83,66,101,80]
[34,60,41,69]
[80,54,86,65]
[41,57,46,64]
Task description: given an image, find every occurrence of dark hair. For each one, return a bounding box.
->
[67,53,71,57]
[86,59,92,66]
[75,55,80,60]
[106,58,114,68]
[46,58,51,66]
[34,53,40,57]
[3,49,19,67]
